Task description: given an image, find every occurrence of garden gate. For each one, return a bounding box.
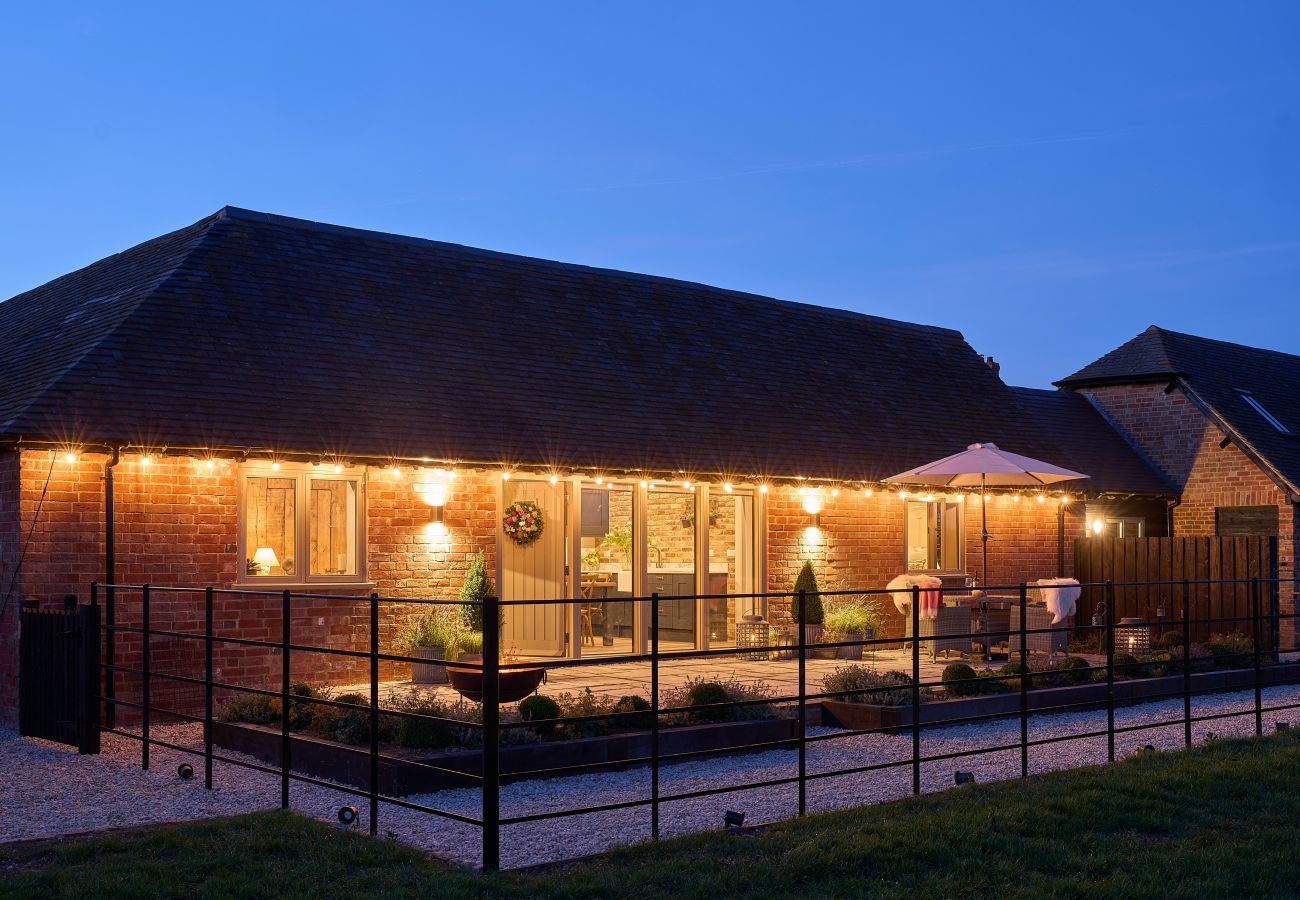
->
[18,601,100,753]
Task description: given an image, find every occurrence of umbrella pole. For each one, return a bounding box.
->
[981,472,988,588]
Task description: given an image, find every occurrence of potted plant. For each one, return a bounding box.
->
[769,625,795,660]
[395,609,462,683]
[458,550,502,641]
[824,599,883,661]
[791,561,825,658]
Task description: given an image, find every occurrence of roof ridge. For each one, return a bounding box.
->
[0,214,221,434]
[217,206,962,339]
[1149,324,1300,365]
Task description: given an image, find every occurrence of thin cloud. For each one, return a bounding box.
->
[583,128,1130,192]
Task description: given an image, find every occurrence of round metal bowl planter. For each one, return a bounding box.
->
[446,657,546,703]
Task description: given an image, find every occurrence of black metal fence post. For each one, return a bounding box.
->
[797,588,807,816]
[1018,583,1028,779]
[1106,580,1116,762]
[649,592,661,840]
[1253,577,1263,736]
[482,592,501,872]
[105,581,115,729]
[369,593,380,837]
[911,584,921,796]
[280,589,291,809]
[204,586,214,789]
[1182,579,1192,748]
[141,583,150,771]
[78,601,100,754]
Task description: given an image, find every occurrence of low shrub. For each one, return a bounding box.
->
[518,694,561,730]
[1055,656,1093,685]
[391,703,454,750]
[217,692,279,725]
[1201,633,1254,668]
[685,681,732,721]
[1113,652,1140,677]
[614,695,654,730]
[998,661,1027,690]
[1158,631,1186,651]
[821,667,914,706]
[942,662,979,697]
[662,676,779,724]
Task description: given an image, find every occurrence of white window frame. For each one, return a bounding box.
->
[903,498,965,573]
[236,462,369,587]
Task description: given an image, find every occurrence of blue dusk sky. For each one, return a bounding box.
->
[2,2,1297,387]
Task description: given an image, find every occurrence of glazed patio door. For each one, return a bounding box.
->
[500,479,568,657]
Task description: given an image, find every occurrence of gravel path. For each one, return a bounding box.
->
[7,685,1300,869]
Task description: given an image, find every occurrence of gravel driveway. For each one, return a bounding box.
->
[6,684,1299,869]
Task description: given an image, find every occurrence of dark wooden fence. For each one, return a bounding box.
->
[19,602,100,753]
[1074,536,1279,645]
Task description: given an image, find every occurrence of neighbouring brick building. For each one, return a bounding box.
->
[0,208,1187,725]
[1057,325,1300,646]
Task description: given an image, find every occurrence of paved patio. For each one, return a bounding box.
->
[360,648,1045,707]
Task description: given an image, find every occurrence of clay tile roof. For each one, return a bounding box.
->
[1058,325,1300,494]
[0,207,1135,483]
[1009,387,1173,494]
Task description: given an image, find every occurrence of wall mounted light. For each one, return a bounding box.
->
[801,493,823,517]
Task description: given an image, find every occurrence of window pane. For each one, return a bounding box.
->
[246,477,296,576]
[647,488,696,650]
[940,502,962,570]
[579,484,634,657]
[708,492,756,647]
[309,479,358,576]
[905,501,930,570]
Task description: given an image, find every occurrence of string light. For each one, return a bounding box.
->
[864,487,873,497]
[271,461,281,472]
[502,471,512,481]
[140,455,153,466]
[723,482,734,493]
[1013,494,1021,503]
[334,464,343,474]
[63,451,77,463]
[595,476,603,485]
[1061,495,1071,505]
[831,487,840,497]
[1036,494,1045,503]
[682,479,691,489]
[205,459,216,470]
[759,483,769,494]
[549,473,559,485]
[639,479,648,488]
[390,465,402,477]
[897,490,907,500]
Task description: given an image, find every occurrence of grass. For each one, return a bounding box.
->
[6,732,1300,898]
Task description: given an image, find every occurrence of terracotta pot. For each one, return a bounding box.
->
[446,657,546,703]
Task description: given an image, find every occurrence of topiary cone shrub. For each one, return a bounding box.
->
[791,561,825,625]
[458,550,503,635]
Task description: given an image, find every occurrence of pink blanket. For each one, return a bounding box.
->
[918,587,943,620]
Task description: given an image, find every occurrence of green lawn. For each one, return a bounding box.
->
[6,732,1300,898]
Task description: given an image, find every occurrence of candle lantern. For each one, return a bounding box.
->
[1116,617,1151,655]
[736,614,770,661]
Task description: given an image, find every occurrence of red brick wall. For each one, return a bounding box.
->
[1082,383,1297,645]
[0,451,19,725]
[765,487,1081,635]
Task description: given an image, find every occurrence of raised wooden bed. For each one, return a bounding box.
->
[212,715,796,796]
[821,661,1300,734]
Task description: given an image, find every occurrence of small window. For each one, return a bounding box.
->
[904,499,963,572]
[1238,390,1292,435]
[241,464,365,583]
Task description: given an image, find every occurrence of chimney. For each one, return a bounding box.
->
[985,355,1001,376]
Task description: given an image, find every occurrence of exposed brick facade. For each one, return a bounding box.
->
[1080,383,1298,645]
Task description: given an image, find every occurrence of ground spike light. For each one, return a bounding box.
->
[177,763,194,780]
[338,806,359,827]
[723,809,745,830]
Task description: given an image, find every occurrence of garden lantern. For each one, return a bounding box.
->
[1116,617,1151,655]
[736,614,769,661]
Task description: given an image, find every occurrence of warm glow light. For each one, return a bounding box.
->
[924,493,935,502]
[252,547,281,575]
[271,461,281,472]
[424,520,449,542]
[502,471,512,481]
[140,455,153,466]
[798,486,810,496]
[422,483,449,507]
[63,452,77,463]
[831,487,840,497]
[723,482,733,493]
[864,488,873,497]
[984,493,991,501]
[1013,494,1021,503]
[1092,519,1104,534]
[205,459,215,470]
[390,466,402,477]
[333,464,343,473]
[639,479,648,488]
[897,490,907,500]
[1036,494,1045,503]
[1061,496,1071,505]
[549,473,559,484]
[802,495,823,516]
[605,481,613,490]
[648,481,656,490]
[682,480,691,489]
[595,476,604,485]
[759,483,769,494]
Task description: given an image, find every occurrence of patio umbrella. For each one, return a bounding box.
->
[883,443,1088,587]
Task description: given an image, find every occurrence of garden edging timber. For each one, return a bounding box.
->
[211,716,797,795]
[820,661,1300,733]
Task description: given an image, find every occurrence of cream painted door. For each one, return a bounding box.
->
[500,479,568,657]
